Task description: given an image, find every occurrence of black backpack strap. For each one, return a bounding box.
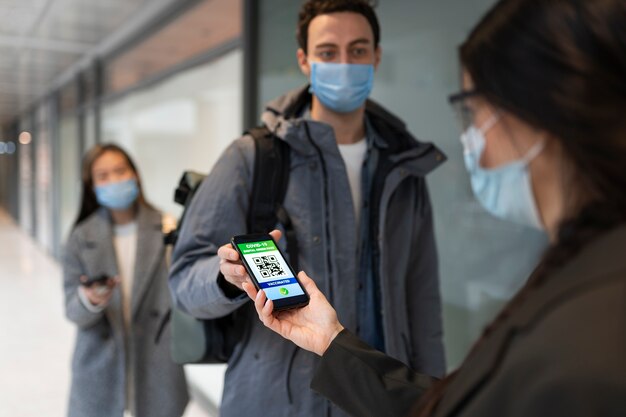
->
[163,171,207,246]
[247,126,299,272]
[154,309,172,344]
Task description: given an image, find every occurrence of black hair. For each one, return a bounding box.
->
[74,143,151,227]
[415,0,626,415]
[296,0,380,53]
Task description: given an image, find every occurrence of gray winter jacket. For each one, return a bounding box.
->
[169,86,446,417]
[63,205,188,417]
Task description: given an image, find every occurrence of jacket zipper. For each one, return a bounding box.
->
[285,346,299,404]
[303,122,334,303]
[374,157,420,354]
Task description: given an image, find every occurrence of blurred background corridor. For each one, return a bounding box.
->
[0,209,214,416]
[0,208,73,416]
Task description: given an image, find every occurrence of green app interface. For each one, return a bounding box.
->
[238,240,304,300]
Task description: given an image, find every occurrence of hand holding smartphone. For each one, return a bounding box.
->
[80,274,111,287]
[79,275,117,300]
[231,233,309,311]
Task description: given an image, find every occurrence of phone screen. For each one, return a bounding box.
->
[232,234,309,310]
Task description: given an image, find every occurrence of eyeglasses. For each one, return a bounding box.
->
[448,89,479,131]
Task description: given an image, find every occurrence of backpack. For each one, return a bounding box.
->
[155,126,297,364]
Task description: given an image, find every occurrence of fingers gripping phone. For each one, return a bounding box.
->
[81,275,110,287]
[231,234,309,311]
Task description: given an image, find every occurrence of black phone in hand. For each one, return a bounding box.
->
[231,233,309,311]
[81,275,110,287]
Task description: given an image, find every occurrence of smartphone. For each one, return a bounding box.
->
[81,274,110,287]
[231,233,309,311]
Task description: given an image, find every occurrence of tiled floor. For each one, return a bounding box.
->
[0,210,213,417]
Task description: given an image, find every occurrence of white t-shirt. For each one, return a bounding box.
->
[113,221,138,331]
[337,138,367,226]
[113,221,138,416]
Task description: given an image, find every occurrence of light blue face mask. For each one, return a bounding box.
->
[309,62,374,113]
[94,178,139,210]
[461,114,545,229]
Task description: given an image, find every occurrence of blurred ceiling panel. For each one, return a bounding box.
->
[105,0,242,95]
[0,0,179,124]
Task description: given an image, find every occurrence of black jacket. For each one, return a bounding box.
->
[311,226,626,417]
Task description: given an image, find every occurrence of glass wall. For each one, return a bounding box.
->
[101,49,243,218]
[34,103,54,253]
[257,1,302,112]
[84,111,97,151]
[101,48,243,406]
[57,115,81,247]
[257,0,548,368]
[0,124,20,219]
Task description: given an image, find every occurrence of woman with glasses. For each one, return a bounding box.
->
[221,0,626,415]
[62,144,188,417]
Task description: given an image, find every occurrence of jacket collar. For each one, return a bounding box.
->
[435,225,626,417]
[298,103,389,152]
[261,85,414,149]
[260,85,446,172]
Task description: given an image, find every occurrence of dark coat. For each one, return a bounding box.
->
[311,225,626,417]
[63,205,188,417]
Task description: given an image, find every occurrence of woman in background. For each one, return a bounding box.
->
[62,143,188,417]
[226,0,626,416]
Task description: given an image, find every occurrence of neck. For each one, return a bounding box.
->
[530,142,566,242]
[109,205,137,225]
[310,96,366,145]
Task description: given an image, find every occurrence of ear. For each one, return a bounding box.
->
[297,48,311,78]
[373,45,382,71]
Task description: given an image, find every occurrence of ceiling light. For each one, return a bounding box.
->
[18,131,32,145]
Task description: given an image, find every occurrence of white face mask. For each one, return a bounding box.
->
[461,114,546,229]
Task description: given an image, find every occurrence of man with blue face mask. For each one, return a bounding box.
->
[169,2,447,416]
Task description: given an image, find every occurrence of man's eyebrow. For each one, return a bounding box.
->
[313,38,372,50]
[314,43,339,49]
[348,38,371,46]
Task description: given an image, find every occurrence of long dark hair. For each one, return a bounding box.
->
[415,0,626,415]
[74,143,151,227]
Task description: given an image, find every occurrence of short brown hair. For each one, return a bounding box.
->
[296,0,380,53]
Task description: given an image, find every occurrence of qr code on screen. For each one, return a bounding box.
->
[252,255,285,278]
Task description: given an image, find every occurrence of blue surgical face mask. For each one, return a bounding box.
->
[309,62,374,113]
[94,178,139,210]
[461,114,545,229]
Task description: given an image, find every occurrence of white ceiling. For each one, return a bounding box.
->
[0,0,177,124]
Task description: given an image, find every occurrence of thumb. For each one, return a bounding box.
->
[269,229,283,242]
[242,281,258,300]
[297,271,319,294]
